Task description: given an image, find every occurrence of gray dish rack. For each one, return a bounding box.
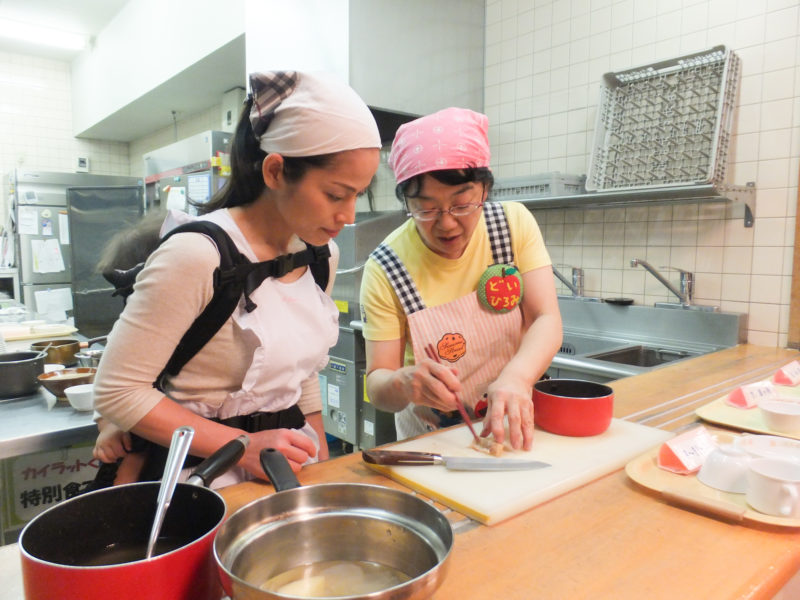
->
[491,172,586,200]
[586,45,741,192]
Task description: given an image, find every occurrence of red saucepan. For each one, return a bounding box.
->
[533,379,615,437]
[19,435,248,600]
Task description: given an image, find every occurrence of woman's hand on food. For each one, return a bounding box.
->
[244,428,319,477]
[397,359,461,412]
[482,379,535,451]
[93,417,132,463]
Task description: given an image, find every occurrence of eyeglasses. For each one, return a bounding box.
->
[406,203,484,222]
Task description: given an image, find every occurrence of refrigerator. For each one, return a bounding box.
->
[7,170,142,332]
[66,185,144,338]
[143,130,231,214]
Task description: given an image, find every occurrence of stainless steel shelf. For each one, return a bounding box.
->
[503,182,756,227]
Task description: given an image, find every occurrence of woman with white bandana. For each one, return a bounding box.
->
[92,71,380,487]
[360,107,562,451]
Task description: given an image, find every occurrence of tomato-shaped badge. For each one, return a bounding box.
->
[436,333,467,363]
[477,264,523,313]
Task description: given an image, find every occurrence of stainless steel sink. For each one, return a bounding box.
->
[558,334,627,356]
[586,345,698,367]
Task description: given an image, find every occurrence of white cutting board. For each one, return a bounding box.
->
[365,419,672,525]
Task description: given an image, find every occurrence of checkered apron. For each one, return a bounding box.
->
[370,202,523,438]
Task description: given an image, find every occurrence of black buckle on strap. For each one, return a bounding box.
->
[271,253,297,278]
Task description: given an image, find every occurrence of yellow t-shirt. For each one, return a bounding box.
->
[359,201,551,363]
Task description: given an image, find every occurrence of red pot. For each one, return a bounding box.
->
[533,379,614,437]
[19,437,247,600]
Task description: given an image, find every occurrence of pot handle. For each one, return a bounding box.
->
[185,435,249,487]
[81,336,108,348]
[260,448,302,491]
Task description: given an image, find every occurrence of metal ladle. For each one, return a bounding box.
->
[145,426,195,559]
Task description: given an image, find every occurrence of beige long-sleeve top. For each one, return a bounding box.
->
[93,219,337,432]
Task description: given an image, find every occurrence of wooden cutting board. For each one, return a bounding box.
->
[364,419,671,525]
[0,324,77,341]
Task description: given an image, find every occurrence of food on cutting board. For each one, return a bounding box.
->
[471,437,504,457]
[726,380,777,409]
[657,425,716,475]
[773,361,800,386]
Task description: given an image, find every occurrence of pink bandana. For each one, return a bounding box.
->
[388,107,491,184]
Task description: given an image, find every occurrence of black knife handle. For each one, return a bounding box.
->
[362,450,438,465]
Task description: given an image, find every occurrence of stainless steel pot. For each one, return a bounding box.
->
[75,348,104,368]
[75,336,107,367]
[30,339,81,366]
[31,336,106,367]
[0,351,46,398]
[214,449,453,600]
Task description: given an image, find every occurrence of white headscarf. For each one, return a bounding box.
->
[248,71,381,156]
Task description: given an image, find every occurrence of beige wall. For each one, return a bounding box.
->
[485,0,800,347]
[0,52,129,219]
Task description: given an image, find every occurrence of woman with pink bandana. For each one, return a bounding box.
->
[359,107,562,450]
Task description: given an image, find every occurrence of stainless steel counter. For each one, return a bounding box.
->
[1,329,97,460]
[0,390,96,460]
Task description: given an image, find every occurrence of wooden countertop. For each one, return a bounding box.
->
[219,344,800,599]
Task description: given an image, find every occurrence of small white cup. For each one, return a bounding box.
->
[746,458,800,518]
[697,444,751,493]
[64,384,94,412]
[44,363,66,373]
[759,400,800,434]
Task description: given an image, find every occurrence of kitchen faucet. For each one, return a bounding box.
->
[630,258,693,305]
[552,265,584,297]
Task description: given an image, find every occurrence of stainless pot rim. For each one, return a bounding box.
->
[0,350,47,363]
[214,481,454,599]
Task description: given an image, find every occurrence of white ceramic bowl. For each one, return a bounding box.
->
[760,400,800,434]
[697,444,751,493]
[64,383,94,412]
[44,363,66,373]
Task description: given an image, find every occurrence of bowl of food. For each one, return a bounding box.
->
[38,368,97,400]
[533,379,614,437]
[64,384,94,411]
[759,400,800,434]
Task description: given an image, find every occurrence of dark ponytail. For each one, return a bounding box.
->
[196,97,266,214]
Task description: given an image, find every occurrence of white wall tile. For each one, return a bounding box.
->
[734,15,766,48]
[755,187,790,218]
[752,246,785,275]
[749,302,781,332]
[721,273,752,301]
[750,274,783,303]
[763,37,798,72]
[761,99,795,131]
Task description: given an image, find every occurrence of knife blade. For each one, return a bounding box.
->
[362,450,550,471]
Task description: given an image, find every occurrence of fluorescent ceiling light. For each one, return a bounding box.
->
[0,17,88,51]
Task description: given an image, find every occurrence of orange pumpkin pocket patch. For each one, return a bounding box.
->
[436,333,467,363]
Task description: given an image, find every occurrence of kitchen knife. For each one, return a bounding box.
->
[362,449,551,471]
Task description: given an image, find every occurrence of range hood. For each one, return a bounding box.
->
[369,107,419,144]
